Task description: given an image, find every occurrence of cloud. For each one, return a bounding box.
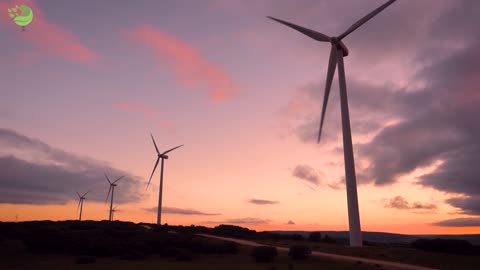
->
[0,128,141,204]
[224,217,270,225]
[292,164,320,186]
[127,25,240,103]
[247,198,279,205]
[384,196,437,212]
[0,0,96,63]
[281,1,480,215]
[116,102,174,129]
[202,217,270,225]
[145,207,221,216]
[446,196,480,215]
[432,218,480,227]
[286,220,295,225]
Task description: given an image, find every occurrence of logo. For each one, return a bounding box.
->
[8,5,33,31]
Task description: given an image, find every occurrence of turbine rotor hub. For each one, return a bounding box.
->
[331,37,349,57]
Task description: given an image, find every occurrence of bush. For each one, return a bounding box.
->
[216,241,238,254]
[412,238,474,255]
[288,245,312,260]
[308,232,322,242]
[120,250,147,261]
[75,256,96,264]
[251,246,278,262]
[176,249,193,261]
[291,234,304,241]
[323,235,336,243]
[162,247,183,257]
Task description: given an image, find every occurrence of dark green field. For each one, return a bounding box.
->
[1,221,478,270]
[1,245,381,270]
[256,239,480,270]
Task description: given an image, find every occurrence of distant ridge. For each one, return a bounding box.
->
[267,231,480,245]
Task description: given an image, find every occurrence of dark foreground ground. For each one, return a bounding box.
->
[0,221,478,270]
[1,248,384,270]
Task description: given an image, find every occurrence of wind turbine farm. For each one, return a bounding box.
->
[1,0,480,269]
[105,174,124,222]
[76,191,88,221]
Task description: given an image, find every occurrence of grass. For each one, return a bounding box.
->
[0,245,383,270]
[255,239,480,270]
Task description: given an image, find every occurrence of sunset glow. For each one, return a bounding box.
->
[1,0,479,235]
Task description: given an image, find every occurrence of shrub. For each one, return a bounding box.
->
[120,250,146,261]
[215,241,238,254]
[162,247,183,257]
[75,256,96,264]
[251,246,278,262]
[412,238,474,255]
[323,235,336,243]
[176,249,193,261]
[308,232,322,242]
[288,245,312,260]
[291,234,304,241]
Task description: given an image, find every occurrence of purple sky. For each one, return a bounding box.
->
[0,0,479,233]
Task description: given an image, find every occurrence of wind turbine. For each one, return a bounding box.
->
[111,206,119,221]
[268,0,397,247]
[147,134,183,225]
[105,173,124,222]
[76,191,89,221]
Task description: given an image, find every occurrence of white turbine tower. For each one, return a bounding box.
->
[105,173,124,222]
[147,134,183,225]
[268,0,397,247]
[76,191,89,221]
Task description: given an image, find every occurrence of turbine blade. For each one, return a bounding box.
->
[77,199,81,211]
[151,133,160,155]
[161,144,183,155]
[104,173,112,184]
[106,186,112,203]
[267,16,331,42]
[318,45,337,144]
[76,191,81,198]
[146,157,160,190]
[82,191,89,197]
[113,175,124,184]
[338,0,396,40]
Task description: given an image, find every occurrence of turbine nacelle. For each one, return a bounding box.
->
[158,154,169,159]
[331,37,349,57]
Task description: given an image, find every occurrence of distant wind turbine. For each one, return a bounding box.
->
[111,206,119,221]
[105,173,124,221]
[268,0,397,247]
[147,134,183,225]
[76,191,89,221]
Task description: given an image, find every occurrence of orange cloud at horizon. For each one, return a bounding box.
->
[128,25,240,103]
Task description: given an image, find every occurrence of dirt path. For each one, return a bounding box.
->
[198,234,439,270]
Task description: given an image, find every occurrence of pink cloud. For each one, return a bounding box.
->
[116,102,174,129]
[0,0,96,63]
[128,25,240,103]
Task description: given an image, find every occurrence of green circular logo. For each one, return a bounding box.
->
[8,5,33,27]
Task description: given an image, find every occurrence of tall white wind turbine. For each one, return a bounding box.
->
[268,0,397,247]
[105,174,124,221]
[147,134,183,225]
[76,191,89,221]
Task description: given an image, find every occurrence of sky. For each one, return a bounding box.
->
[1,0,479,235]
